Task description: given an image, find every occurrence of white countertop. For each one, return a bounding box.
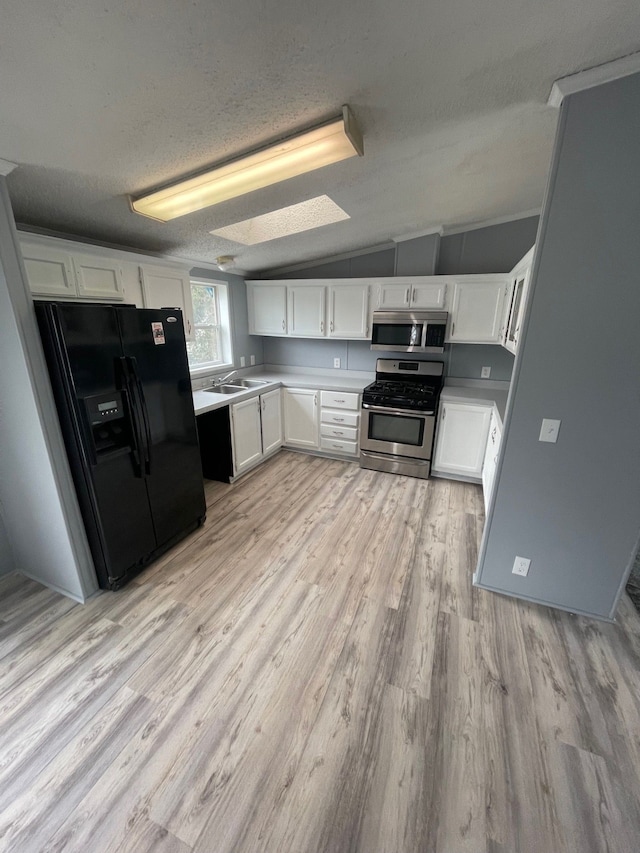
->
[440,384,509,425]
[192,366,373,417]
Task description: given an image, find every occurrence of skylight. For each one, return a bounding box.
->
[210,195,350,245]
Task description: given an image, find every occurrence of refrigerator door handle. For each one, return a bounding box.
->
[128,356,152,476]
[118,357,144,478]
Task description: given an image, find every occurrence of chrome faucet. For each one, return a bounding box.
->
[211,370,238,388]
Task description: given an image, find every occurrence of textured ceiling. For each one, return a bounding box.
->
[1,0,639,273]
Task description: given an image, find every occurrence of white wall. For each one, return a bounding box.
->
[0,177,97,601]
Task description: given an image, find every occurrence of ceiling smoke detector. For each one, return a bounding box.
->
[215,255,235,271]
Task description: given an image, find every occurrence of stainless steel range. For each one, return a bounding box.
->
[359,358,444,479]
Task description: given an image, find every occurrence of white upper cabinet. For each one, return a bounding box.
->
[447,277,508,343]
[21,238,126,303]
[503,247,534,355]
[287,285,326,337]
[410,281,447,309]
[377,283,411,309]
[73,254,124,301]
[139,264,194,341]
[247,283,287,335]
[21,241,77,298]
[376,277,447,310]
[328,283,369,338]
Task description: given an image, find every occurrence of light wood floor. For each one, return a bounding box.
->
[1,451,640,852]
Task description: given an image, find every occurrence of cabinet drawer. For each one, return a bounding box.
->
[320,423,358,441]
[320,437,359,456]
[320,390,359,410]
[320,408,359,428]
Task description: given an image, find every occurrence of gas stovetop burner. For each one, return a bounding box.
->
[366,380,436,398]
[362,358,445,412]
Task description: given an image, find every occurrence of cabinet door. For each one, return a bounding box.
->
[410,281,447,309]
[504,271,528,354]
[21,241,77,297]
[283,388,319,448]
[260,388,283,456]
[328,284,369,339]
[231,397,263,474]
[433,401,492,478]
[140,264,194,341]
[287,286,326,337]
[247,284,287,335]
[448,279,507,343]
[377,283,411,309]
[481,411,499,511]
[74,254,124,301]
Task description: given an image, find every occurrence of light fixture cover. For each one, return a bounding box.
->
[130,106,363,222]
[215,255,235,271]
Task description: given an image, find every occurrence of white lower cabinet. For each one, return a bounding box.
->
[231,389,283,476]
[319,390,360,457]
[283,388,319,449]
[432,400,492,479]
[260,388,283,456]
[481,409,502,512]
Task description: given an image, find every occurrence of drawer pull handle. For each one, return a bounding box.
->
[334,399,345,403]
[334,417,345,422]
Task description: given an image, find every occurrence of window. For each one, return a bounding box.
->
[186,280,232,372]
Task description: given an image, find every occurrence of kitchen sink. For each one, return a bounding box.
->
[204,384,245,394]
[235,378,269,387]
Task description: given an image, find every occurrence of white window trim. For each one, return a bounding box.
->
[188,279,234,377]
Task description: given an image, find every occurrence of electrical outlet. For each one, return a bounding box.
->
[481,366,491,379]
[333,357,341,368]
[512,556,531,577]
[250,355,255,366]
[240,356,246,367]
[539,419,561,443]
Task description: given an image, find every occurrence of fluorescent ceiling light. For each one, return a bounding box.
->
[130,106,363,222]
[211,195,350,245]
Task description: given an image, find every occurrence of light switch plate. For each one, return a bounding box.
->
[512,556,531,577]
[334,357,341,368]
[481,366,491,378]
[240,356,246,367]
[539,418,561,443]
[250,355,255,365]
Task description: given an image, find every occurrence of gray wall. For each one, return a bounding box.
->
[439,216,539,274]
[277,248,396,279]
[191,267,264,372]
[476,73,640,619]
[0,177,97,601]
[395,233,440,276]
[0,507,15,576]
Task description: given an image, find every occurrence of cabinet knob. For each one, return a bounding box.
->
[330,321,334,333]
[320,321,324,333]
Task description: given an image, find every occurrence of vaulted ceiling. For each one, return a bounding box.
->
[1,0,639,273]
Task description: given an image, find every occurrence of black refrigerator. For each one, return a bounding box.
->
[35,301,206,590]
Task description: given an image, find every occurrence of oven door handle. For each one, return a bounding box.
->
[362,403,434,417]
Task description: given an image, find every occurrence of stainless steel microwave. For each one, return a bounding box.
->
[370,311,448,353]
